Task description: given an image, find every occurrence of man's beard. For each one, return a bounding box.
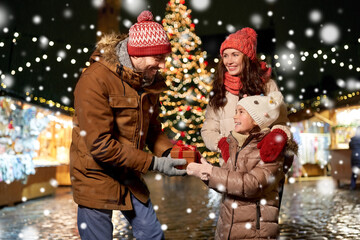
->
[143,68,158,81]
[141,68,158,87]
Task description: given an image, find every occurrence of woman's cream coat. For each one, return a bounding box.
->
[201,79,290,152]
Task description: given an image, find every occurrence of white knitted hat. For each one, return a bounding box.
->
[127,10,171,56]
[237,91,283,129]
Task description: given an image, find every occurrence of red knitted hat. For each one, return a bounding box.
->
[127,10,171,56]
[220,27,257,61]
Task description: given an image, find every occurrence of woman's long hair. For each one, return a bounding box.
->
[208,55,269,111]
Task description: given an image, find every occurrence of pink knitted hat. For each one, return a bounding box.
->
[127,10,171,56]
[220,27,257,61]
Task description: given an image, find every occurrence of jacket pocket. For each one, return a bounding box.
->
[109,95,139,142]
[109,95,138,108]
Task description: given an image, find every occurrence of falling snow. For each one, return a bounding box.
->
[320,23,341,45]
[190,0,211,12]
[32,15,42,25]
[123,0,148,16]
[91,0,105,9]
[309,9,322,23]
[250,13,262,29]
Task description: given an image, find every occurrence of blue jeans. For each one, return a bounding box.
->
[77,194,164,240]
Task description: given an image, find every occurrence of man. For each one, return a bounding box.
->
[70,10,186,240]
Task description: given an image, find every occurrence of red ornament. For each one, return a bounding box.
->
[197,107,202,111]
[190,23,195,29]
[186,106,191,111]
[178,107,183,112]
[8,122,13,130]
[181,131,186,137]
[188,55,192,60]
[204,61,208,66]
[180,0,185,4]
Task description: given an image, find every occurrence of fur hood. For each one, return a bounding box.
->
[95,32,128,65]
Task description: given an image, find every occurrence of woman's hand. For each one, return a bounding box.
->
[257,129,287,162]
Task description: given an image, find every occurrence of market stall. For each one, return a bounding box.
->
[0,96,72,206]
[289,101,360,185]
[290,111,331,177]
[328,105,360,186]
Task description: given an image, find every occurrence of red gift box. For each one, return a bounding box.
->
[171,140,201,169]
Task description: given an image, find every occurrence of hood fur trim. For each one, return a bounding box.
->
[285,138,299,157]
[96,33,128,65]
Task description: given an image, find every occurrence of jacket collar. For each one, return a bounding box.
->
[89,33,168,94]
[230,128,270,148]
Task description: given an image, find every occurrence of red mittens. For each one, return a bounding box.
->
[257,129,287,162]
[218,137,230,163]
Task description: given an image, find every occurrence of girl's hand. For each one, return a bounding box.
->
[187,158,213,180]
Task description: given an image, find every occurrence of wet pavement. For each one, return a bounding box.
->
[0,173,359,239]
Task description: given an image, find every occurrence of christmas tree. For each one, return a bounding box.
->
[159,0,218,162]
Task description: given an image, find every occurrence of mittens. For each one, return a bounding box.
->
[218,137,230,163]
[257,129,287,162]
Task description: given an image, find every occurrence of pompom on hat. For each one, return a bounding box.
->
[220,27,257,61]
[127,10,171,56]
[237,91,283,129]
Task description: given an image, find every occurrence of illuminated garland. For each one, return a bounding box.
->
[0,83,75,114]
[287,90,360,118]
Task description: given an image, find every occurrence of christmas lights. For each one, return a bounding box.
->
[160,0,217,162]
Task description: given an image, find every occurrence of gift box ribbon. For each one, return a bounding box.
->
[174,140,201,160]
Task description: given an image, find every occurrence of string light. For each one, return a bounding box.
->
[0,30,95,114]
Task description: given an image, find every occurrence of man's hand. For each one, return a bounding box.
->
[186,158,213,181]
[151,155,187,176]
[257,129,287,162]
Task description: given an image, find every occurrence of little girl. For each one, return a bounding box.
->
[187,91,298,240]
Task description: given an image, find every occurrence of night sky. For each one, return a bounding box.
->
[0,0,359,110]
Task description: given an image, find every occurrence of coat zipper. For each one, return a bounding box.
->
[256,201,261,230]
[116,64,126,96]
[227,150,240,239]
[227,203,235,240]
[137,92,145,149]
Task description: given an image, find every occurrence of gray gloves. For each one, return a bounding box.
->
[151,154,187,176]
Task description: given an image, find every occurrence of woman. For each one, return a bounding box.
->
[201,27,291,165]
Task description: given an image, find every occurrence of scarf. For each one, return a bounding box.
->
[223,61,272,95]
[224,71,242,95]
[231,131,249,147]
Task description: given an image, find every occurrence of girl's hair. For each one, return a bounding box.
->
[208,55,269,111]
